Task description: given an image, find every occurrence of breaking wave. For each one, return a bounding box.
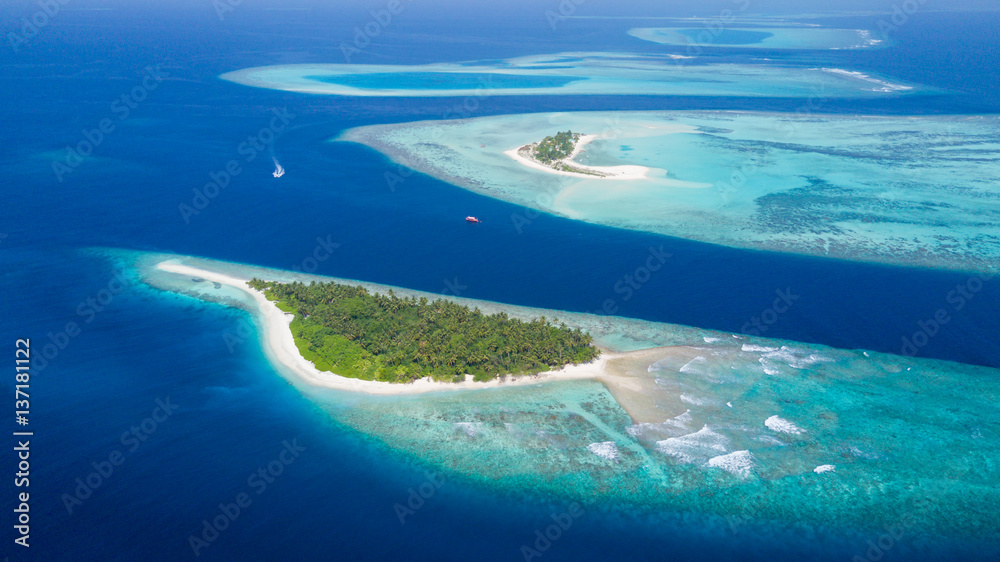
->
[707,450,755,478]
[765,415,806,435]
[656,425,730,464]
[587,441,620,460]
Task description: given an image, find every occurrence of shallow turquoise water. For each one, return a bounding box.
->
[675,29,775,45]
[629,26,882,50]
[138,250,1000,552]
[341,111,1000,273]
[221,52,916,98]
[329,342,1000,541]
[305,72,583,90]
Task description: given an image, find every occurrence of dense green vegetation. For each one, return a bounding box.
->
[531,130,580,163]
[520,130,604,177]
[248,279,600,383]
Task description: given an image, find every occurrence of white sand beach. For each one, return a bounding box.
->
[153,261,639,397]
[505,134,654,180]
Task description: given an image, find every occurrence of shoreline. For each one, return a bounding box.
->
[505,134,653,180]
[155,261,632,397]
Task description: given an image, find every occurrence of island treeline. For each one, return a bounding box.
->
[531,130,580,163]
[519,130,605,177]
[248,279,600,383]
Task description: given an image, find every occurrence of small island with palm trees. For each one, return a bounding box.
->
[248,278,601,383]
[515,130,608,177]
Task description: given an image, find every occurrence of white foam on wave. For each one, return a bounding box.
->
[680,394,708,406]
[752,346,834,370]
[587,441,620,460]
[759,358,783,376]
[741,344,778,353]
[454,422,479,437]
[814,464,836,474]
[656,425,730,464]
[707,450,755,478]
[762,348,798,365]
[755,434,786,447]
[666,409,694,428]
[627,409,694,438]
[703,337,722,343]
[858,30,884,47]
[802,353,834,367]
[679,356,707,374]
[821,68,913,92]
[765,415,806,435]
[846,445,880,460]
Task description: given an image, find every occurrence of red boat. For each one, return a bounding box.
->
[466,216,480,223]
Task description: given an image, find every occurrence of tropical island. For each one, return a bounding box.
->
[502,129,652,180]
[515,130,608,177]
[247,278,601,383]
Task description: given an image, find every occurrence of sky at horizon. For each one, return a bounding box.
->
[3,0,1000,21]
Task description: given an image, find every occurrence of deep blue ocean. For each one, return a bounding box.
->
[2,2,999,560]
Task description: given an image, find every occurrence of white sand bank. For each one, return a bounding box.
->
[505,134,653,180]
[155,261,626,396]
